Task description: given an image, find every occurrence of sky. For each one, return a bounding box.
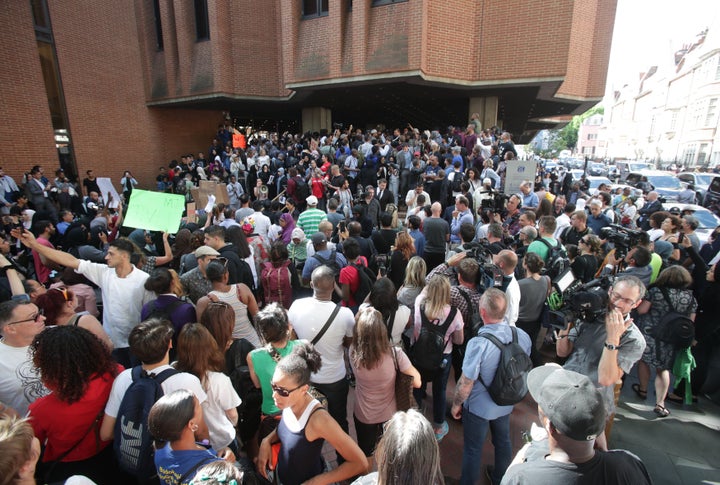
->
[605,0,720,96]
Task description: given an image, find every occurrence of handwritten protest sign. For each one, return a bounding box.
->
[123,190,185,233]
[96,177,121,208]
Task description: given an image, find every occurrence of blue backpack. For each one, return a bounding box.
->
[114,366,178,482]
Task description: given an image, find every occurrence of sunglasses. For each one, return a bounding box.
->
[271,383,304,397]
[215,257,229,268]
[7,308,44,326]
[54,287,69,301]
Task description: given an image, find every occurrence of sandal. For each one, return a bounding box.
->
[631,383,647,399]
[665,394,684,404]
[653,404,670,418]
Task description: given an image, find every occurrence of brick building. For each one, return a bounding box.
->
[0,0,617,187]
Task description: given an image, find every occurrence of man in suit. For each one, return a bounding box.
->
[25,166,56,221]
[375,178,394,212]
[637,191,662,230]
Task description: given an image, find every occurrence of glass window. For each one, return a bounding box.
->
[194,0,210,40]
[373,0,409,5]
[303,0,329,18]
[153,0,163,50]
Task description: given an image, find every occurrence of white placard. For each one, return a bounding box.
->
[503,160,538,197]
[204,194,216,213]
[96,177,121,208]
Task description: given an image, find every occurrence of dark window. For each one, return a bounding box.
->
[153,0,163,50]
[30,0,52,41]
[194,0,210,40]
[303,0,329,18]
[372,0,408,5]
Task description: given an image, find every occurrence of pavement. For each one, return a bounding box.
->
[325,346,720,484]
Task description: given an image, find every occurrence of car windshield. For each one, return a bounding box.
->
[694,174,714,186]
[648,175,682,189]
[690,210,720,229]
[588,178,611,188]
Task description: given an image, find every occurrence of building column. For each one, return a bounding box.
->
[468,96,498,132]
[302,107,332,134]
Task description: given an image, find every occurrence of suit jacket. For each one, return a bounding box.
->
[25,178,47,205]
[376,189,394,211]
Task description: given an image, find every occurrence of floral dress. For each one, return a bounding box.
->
[637,287,696,369]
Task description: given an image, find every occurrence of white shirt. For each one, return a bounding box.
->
[405,190,431,211]
[104,364,207,418]
[202,371,241,449]
[76,260,154,348]
[0,341,48,416]
[554,213,571,239]
[252,211,272,238]
[288,298,354,384]
[504,275,520,326]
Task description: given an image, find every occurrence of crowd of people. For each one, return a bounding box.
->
[1,120,718,485]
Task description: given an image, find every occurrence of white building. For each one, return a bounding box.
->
[604,26,720,168]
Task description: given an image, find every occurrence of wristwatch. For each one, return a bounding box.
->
[604,342,619,351]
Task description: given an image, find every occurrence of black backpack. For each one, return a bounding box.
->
[458,288,483,342]
[351,262,376,308]
[654,287,695,353]
[450,171,466,192]
[294,176,310,202]
[410,307,458,381]
[538,238,570,281]
[479,327,532,406]
[312,250,341,278]
[114,366,178,482]
[225,339,263,443]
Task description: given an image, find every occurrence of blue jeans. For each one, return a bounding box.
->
[460,410,512,485]
[413,353,452,426]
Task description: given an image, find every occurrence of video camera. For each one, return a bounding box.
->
[547,274,614,330]
[462,241,506,290]
[479,190,509,212]
[599,224,644,260]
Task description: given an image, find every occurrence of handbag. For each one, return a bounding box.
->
[392,347,416,412]
[540,276,553,329]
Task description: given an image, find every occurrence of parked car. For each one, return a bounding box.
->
[662,203,720,245]
[703,175,720,212]
[616,161,653,181]
[677,172,715,205]
[587,162,608,176]
[625,170,683,201]
[586,176,613,192]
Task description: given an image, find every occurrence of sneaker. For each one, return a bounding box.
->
[434,421,449,442]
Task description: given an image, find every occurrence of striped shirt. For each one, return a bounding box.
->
[297,208,327,236]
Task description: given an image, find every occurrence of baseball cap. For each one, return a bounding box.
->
[527,364,606,441]
[310,232,327,246]
[306,195,319,206]
[194,246,220,258]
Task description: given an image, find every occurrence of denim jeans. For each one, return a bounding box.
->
[460,410,512,485]
[413,353,452,426]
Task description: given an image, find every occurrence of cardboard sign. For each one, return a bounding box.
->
[96,177,121,208]
[504,160,538,196]
[192,180,229,209]
[123,190,185,233]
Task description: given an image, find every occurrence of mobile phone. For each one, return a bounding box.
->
[678,233,685,243]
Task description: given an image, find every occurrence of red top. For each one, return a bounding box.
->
[29,364,123,462]
[338,257,368,308]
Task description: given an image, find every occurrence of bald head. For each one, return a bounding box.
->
[431,202,442,216]
[495,250,518,275]
[311,265,336,294]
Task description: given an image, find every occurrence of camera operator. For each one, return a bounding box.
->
[495,194,522,236]
[427,252,484,381]
[472,177,495,214]
[555,275,647,450]
[485,223,509,255]
[599,242,653,288]
[515,226,537,265]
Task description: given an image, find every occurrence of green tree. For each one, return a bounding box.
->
[549,105,604,152]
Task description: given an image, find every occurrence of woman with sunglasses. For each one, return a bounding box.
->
[35,287,112,350]
[28,325,122,483]
[571,234,601,283]
[258,342,367,485]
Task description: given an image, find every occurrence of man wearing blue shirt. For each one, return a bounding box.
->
[450,195,474,244]
[519,181,539,210]
[451,289,531,485]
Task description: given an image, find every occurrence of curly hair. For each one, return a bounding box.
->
[31,325,118,404]
[351,307,391,370]
[394,231,416,261]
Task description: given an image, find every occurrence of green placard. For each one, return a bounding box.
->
[123,190,185,233]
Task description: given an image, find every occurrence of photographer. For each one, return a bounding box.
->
[599,242,653,288]
[472,177,495,214]
[556,275,647,450]
[496,194,522,236]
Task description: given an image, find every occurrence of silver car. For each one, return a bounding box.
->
[677,172,715,205]
[662,203,720,246]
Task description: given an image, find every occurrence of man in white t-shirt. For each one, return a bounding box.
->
[288,265,354,438]
[100,319,209,443]
[251,200,272,238]
[0,300,48,416]
[15,230,155,367]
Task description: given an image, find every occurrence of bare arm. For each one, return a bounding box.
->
[99,414,115,441]
[152,232,174,266]
[598,309,628,387]
[401,362,422,388]
[78,314,113,351]
[305,410,368,484]
[12,228,81,269]
[247,352,261,389]
[555,323,574,358]
[225,407,238,427]
[450,373,475,419]
[239,284,259,319]
[0,254,24,296]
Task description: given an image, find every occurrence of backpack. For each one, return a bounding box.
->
[226,339,263,443]
[351,262,376,308]
[410,307,458,381]
[450,171,466,192]
[114,366,178,481]
[145,299,184,322]
[479,327,532,405]
[261,261,293,309]
[654,287,695,352]
[457,288,483,342]
[294,176,310,202]
[537,238,570,281]
[312,250,341,278]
